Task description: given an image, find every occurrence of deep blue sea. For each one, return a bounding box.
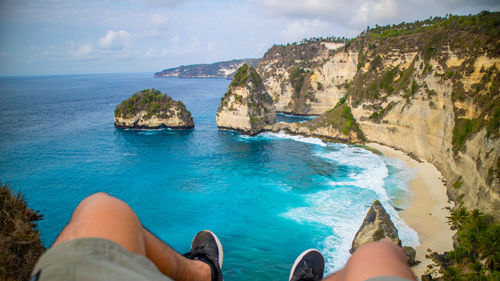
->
[0,73,418,280]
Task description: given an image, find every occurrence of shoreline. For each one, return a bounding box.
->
[366,143,455,278]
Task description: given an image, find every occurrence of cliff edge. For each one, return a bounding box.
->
[114,89,194,129]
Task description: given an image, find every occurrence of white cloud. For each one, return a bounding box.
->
[151,13,168,28]
[354,0,398,25]
[67,41,96,60]
[98,30,131,50]
[280,19,333,42]
[137,0,184,7]
[258,0,500,37]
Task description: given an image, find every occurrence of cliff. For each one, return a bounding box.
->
[154,58,260,79]
[114,89,194,129]
[256,12,500,219]
[216,64,275,135]
[257,41,358,115]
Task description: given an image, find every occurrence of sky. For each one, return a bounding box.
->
[0,0,498,76]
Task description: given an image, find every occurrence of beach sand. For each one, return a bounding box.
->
[366,143,455,278]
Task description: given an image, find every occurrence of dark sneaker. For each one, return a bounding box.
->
[184,230,223,281]
[289,249,325,281]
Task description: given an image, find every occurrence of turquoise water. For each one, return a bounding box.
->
[0,73,417,280]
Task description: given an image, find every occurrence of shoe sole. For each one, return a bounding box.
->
[289,249,322,281]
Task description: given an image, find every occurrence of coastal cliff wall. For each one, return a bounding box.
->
[256,12,500,219]
[257,42,358,115]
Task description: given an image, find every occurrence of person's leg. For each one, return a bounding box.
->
[323,239,416,281]
[53,192,211,281]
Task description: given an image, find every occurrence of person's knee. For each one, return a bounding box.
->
[54,192,146,255]
[339,239,416,281]
[355,239,406,261]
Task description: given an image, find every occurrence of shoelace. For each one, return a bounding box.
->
[292,262,319,281]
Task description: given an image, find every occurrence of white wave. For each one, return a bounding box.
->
[257,131,327,147]
[283,144,419,274]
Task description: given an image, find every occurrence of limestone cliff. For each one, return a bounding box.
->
[114,89,194,129]
[258,12,500,219]
[216,64,275,135]
[344,12,500,218]
[257,42,358,115]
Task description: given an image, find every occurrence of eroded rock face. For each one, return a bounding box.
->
[216,64,275,135]
[257,42,358,115]
[350,200,401,253]
[114,89,194,129]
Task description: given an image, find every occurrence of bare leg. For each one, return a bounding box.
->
[323,239,416,281]
[54,192,211,281]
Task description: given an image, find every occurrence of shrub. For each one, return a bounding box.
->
[0,182,45,281]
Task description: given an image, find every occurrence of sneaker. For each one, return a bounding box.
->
[289,249,325,281]
[184,230,223,281]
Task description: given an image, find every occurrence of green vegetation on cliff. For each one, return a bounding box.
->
[229,64,265,94]
[346,12,500,155]
[305,98,365,141]
[426,206,500,280]
[1,182,45,281]
[114,89,191,120]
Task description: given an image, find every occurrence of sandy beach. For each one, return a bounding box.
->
[366,143,455,278]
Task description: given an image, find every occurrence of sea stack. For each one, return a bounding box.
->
[350,200,402,253]
[216,64,275,135]
[114,89,194,129]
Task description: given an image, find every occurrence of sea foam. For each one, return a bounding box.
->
[280,140,419,273]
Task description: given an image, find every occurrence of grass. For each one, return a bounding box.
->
[306,102,366,141]
[1,182,45,281]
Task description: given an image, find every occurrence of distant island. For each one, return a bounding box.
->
[114,89,194,129]
[154,58,260,79]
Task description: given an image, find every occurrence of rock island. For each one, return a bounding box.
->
[114,89,194,129]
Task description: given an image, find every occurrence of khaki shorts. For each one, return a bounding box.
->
[31,238,172,281]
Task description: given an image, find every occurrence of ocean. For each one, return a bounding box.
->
[0,73,418,280]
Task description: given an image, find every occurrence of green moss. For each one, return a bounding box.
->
[288,67,307,94]
[453,179,463,189]
[452,118,482,153]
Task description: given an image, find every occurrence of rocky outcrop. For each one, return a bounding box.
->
[350,200,401,253]
[257,42,358,115]
[114,89,194,129]
[351,200,419,266]
[154,58,260,79]
[216,64,275,135]
[264,101,364,143]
